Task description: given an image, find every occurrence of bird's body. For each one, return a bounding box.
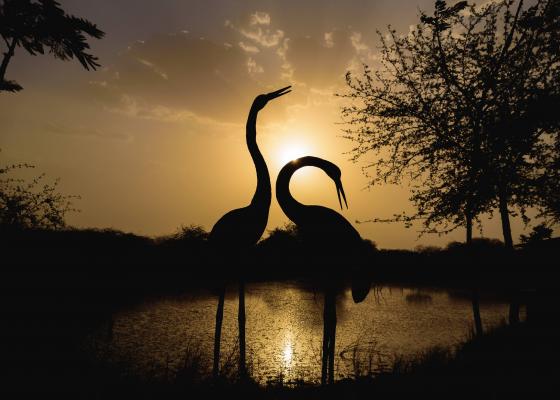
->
[209,86,291,379]
[289,205,362,250]
[210,204,269,251]
[276,156,365,261]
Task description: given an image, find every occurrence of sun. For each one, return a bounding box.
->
[277,142,309,167]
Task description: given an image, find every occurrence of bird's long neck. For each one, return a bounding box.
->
[276,157,318,224]
[247,106,271,208]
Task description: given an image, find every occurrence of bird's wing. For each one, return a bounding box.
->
[209,206,265,249]
[300,206,362,243]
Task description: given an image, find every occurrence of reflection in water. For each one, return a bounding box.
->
[282,333,293,367]
[87,282,519,384]
[405,291,433,304]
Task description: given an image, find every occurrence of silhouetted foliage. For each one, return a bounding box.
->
[0,155,79,230]
[158,225,209,249]
[340,0,560,248]
[414,245,443,255]
[519,223,553,245]
[0,0,104,92]
[257,223,302,253]
[446,237,504,251]
[536,134,560,223]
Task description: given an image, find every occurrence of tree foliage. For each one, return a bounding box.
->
[339,0,560,245]
[0,0,104,92]
[0,157,79,230]
[519,223,553,244]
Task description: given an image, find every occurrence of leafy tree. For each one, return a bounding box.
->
[340,0,560,249]
[0,0,104,92]
[0,157,79,230]
[535,128,560,224]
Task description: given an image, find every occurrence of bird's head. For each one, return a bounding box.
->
[252,85,291,111]
[323,160,347,210]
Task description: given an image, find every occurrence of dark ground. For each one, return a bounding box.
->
[1,227,559,398]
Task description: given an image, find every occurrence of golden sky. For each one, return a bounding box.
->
[0,0,543,248]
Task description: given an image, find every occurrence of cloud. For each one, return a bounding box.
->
[226,16,285,48]
[350,32,378,63]
[137,58,169,80]
[324,32,335,48]
[242,26,284,47]
[250,11,271,26]
[247,57,264,75]
[87,32,266,122]
[223,12,292,88]
[239,41,260,53]
[45,122,131,141]
[84,11,374,124]
[284,29,356,88]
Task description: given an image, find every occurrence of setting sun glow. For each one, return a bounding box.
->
[278,143,309,167]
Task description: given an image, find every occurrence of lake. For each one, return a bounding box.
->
[86,282,520,384]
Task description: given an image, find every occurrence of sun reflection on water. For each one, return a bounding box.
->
[282,333,294,368]
[283,341,293,365]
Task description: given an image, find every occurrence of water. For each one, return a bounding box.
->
[87,282,517,384]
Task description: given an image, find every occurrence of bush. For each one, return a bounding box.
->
[0,156,79,230]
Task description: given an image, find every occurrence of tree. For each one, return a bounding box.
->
[0,157,79,230]
[535,111,560,224]
[340,0,560,249]
[0,0,104,92]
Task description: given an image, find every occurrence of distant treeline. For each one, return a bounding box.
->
[2,224,558,290]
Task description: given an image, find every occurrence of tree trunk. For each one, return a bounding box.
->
[498,187,514,250]
[466,212,473,245]
[498,186,520,324]
[213,286,226,379]
[238,280,247,379]
[0,39,17,83]
[471,289,483,336]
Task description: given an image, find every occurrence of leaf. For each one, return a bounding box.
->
[0,79,23,92]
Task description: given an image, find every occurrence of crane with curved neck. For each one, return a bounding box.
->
[276,156,358,245]
[276,155,372,385]
[209,85,291,380]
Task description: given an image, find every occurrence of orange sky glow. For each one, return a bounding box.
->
[0,0,546,249]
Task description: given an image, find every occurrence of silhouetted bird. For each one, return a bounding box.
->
[276,156,372,299]
[276,156,372,384]
[209,86,291,379]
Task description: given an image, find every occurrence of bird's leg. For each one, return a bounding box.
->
[471,288,483,336]
[321,289,330,386]
[213,285,226,379]
[328,290,337,385]
[238,279,247,379]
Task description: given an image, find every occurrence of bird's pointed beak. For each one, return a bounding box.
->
[336,179,348,210]
[267,85,291,100]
